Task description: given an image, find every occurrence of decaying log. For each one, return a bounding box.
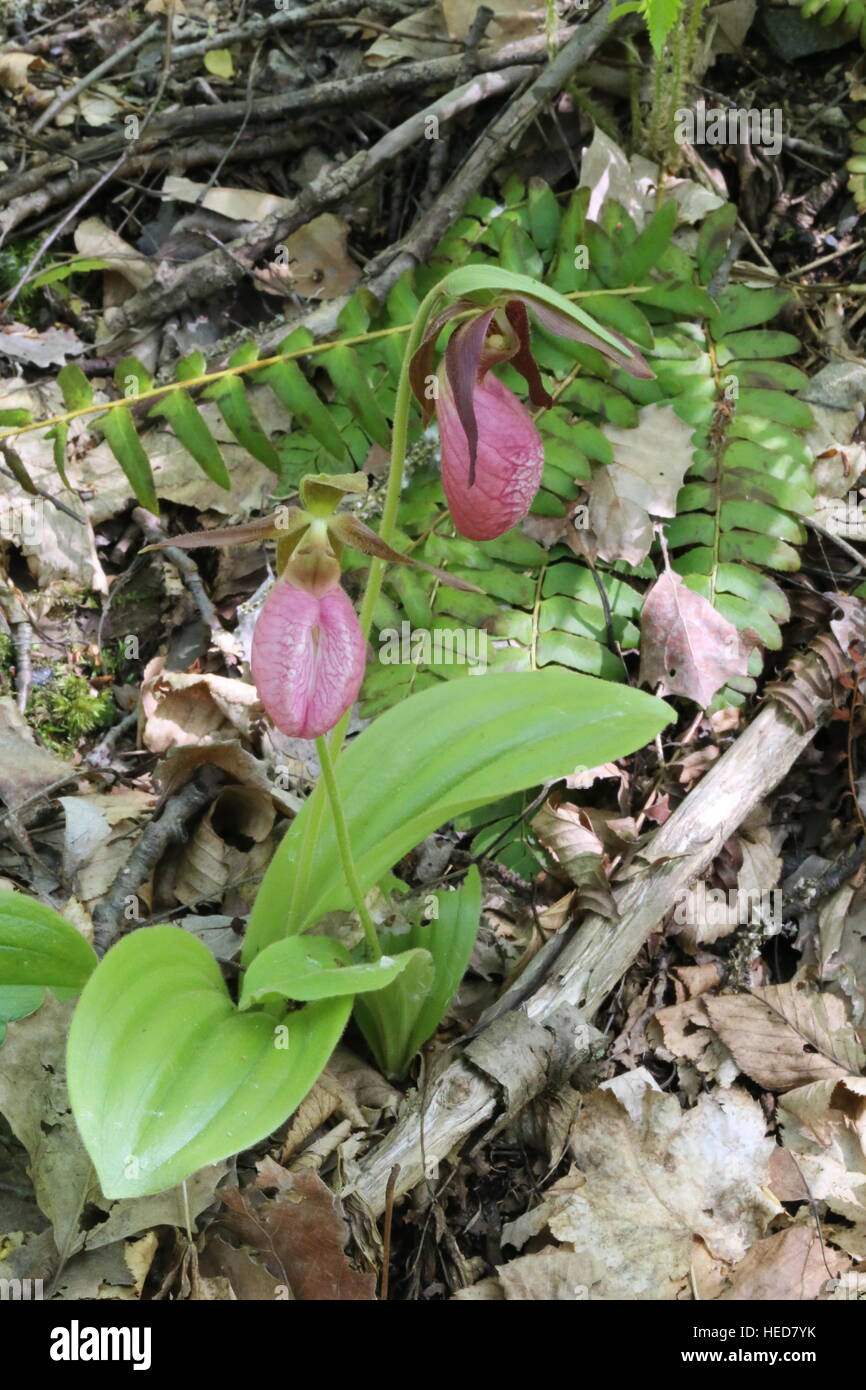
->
[345,645,848,1219]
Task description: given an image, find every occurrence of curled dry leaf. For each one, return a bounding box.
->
[139,657,261,751]
[531,800,604,888]
[172,785,276,908]
[640,569,756,708]
[155,740,300,814]
[649,996,740,1091]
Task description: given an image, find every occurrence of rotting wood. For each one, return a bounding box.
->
[344,644,849,1219]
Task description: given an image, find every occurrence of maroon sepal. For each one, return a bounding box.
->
[408,300,474,425]
[504,300,554,409]
[515,295,655,380]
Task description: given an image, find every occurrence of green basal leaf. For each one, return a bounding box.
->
[352,949,435,1079]
[244,670,673,961]
[0,888,96,991]
[68,926,350,1198]
[354,866,482,1078]
[238,935,431,1006]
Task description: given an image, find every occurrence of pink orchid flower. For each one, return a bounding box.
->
[411,295,654,541]
[436,363,543,541]
[251,575,366,740]
[142,478,481,743]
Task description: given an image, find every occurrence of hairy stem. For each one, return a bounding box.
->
[315,736,381,960]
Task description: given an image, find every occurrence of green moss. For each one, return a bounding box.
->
[27,669,114,754]
[0,238,44,325]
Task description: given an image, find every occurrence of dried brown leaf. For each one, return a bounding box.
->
[640,570,755,707]
[704,985,864,1092]
[503,1074,780,1299]
[218,1172,376,1300]
[718,1224,848,1301]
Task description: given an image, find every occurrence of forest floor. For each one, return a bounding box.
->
[0,0,865,1306]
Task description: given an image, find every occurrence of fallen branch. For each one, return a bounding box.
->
[130,508,223,636]
[101,59,540,344]
[168,0,422,63]
[92,764,226,954]
[345,642,849,1219]
[0,129,307,240]
[206,1,624,368]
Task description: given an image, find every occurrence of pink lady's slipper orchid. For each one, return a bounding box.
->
[250,574,366,740]
[411,295,653,541]
[140,474,480,741]
[436,365,543,541]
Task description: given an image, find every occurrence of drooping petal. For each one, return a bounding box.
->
[503,299,554,409]
[437,365,544,541]
[514,295,655,379]
[251,579,366,740]
[443,308,496,484]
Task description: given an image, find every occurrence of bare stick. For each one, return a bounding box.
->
[92,765,226,954]
[31,20,162,135]
[131,508,223,634]
[100,60,538,343]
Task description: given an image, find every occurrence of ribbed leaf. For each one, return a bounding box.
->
[245,670,672,958]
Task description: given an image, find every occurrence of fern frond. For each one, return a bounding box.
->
[791,0,866,46]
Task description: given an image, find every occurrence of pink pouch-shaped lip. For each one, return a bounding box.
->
[251,578,366,740]
[438,367,544,541]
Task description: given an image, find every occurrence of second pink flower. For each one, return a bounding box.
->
[251,577,366,740]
